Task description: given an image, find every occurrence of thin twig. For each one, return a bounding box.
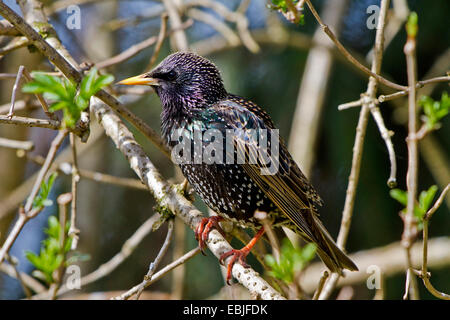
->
[49,193,72,300]
[299,237,450,293]
[22,68,56,120]
[338,99,362,111]
[186,8,240,47]
[0,126,104,221]
[413,184,450,300]
[145,14,168,72]
[0,114,60,129]
[0,137,34,151]
[319,0,391,299]
[424,184,450,221]
[0,99,40,115]
[0,37,30,55]
[304,0,406,91]
[402,17,420,300]
[5,254,32,299]
[96,18,191,70]
[114,247,201,300]
[7,65,25,118]
[254,210,280,262]
[377,75,450,103]
[190,0,260,53]
[69,134,80,249]
[162,0,189,51]
[0,129,68,264]
[312,271,329,300]
[136,219,174,299]
[0,20,21,36]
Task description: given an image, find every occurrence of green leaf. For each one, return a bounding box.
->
[390,189,408,206]
[32,172,58,210]
[23,72,69,100]
[264,239,316,285]
[419,92,450,130]
[25,214,86,285]
[22,69,113,129]
[406,12,418,37]
[418,185,438,218]
[300,243,316,262]
[92,74,114,95]
[80,68,98,99]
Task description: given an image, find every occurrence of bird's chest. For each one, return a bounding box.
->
[164,118,277,226]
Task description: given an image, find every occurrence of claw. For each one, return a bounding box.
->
[220,248,252,285]
[219,227,265,285]
[195,216,224,254]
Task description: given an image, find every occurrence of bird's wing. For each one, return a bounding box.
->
[196,98,323,241]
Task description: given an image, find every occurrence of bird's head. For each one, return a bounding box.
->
[118,52,227,111]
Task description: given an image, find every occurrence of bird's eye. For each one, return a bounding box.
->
[165,70,177,81]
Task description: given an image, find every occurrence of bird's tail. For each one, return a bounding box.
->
[310,216,358,275]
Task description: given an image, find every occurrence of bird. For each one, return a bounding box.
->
[118,52,358,283]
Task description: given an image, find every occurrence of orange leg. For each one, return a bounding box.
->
[195,216,225,254]
[219,227,265,285]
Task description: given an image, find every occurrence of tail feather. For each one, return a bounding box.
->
[311,216,358,275]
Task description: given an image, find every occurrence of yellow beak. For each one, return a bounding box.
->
[117,74,160,86]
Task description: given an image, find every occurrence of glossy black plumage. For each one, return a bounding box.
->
[123,52,357,274]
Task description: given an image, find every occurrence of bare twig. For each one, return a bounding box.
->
[312,271,329,300]
[402,16,420,300]
[145,14,169,72]
[413,184,450,300]
[114,247,201,300]
[299,237,450,293]
[5,254,32,298]
[254,210,280,262]
[7,65,25,118]
[288,0,347,177]
[136,219,174,299]
[0,129,68,264]
[0,99,40,115]
[22,68,56,120]
[0,137,34,151]
[187,8,240,47]
[189,0,260,53]
[162,0,189,51]
[338,99,362,110]
[304,0,406,91]
[0,114,60,129]
[0,125,104,221]
[69,134,80,249]
[49,193,72,300]
[424,184,450,221]
[0,37,30,55]
[377,75,450,103]
[0,20,21,36]
[96,18,191,70]
[319,0,391,299]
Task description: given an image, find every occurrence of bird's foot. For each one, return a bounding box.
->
[195,216,225,254]
[219,248,251,285]
[219,227,265,285]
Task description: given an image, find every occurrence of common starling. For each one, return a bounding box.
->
[119,52,358,283]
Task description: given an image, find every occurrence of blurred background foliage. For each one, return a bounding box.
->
[0,0,448,299]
